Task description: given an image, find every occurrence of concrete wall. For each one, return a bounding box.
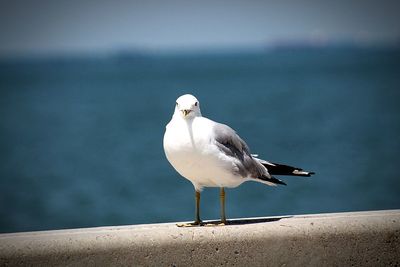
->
[0,210,399,266]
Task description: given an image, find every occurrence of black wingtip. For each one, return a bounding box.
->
[263,161,315,177]
[304,171,315,177]
[261,175,287,186]
[274,178,287,186]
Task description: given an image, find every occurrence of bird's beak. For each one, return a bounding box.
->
[181,109,192,117]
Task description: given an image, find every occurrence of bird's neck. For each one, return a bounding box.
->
[172,113,202,121]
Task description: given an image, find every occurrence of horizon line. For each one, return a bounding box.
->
[0,41,399,61]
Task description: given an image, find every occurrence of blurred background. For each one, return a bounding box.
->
[0,0,399,233]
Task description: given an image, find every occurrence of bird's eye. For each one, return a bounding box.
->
[195,102,198,106]
[176,102,178,106]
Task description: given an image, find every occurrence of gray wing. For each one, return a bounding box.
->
[212,123,268,179]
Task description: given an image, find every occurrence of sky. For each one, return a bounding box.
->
[0,0,399,56]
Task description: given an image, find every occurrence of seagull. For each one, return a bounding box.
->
[163,94,314,226]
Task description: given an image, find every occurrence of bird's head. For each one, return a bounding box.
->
[174,94,202,119]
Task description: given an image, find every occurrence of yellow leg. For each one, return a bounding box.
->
[195,190,201,224]
[220,187,227,225]
[177,190,202,227]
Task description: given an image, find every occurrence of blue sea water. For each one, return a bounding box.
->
[0,47,399,233]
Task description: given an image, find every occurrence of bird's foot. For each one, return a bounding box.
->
[176,221,203,227]
[216,219,227,226]
[176,220,228,227]
[203,220,228,227]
